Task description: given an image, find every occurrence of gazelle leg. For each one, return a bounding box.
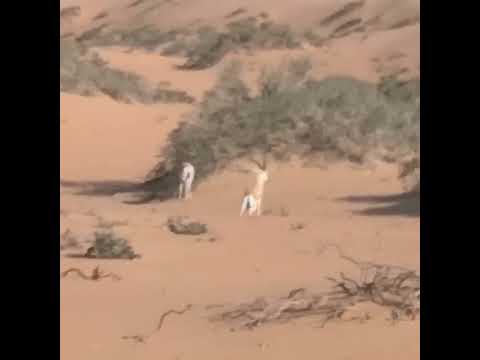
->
[256,198,262,216]
[178,182,184,199]
[185,179,193,199]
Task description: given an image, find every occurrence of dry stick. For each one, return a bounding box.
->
[286,288,307,299]
[318,242,412,282]
[61,268,92,280]
[321,243,413,274]
[122,304,193,344]
[61,266,122,281]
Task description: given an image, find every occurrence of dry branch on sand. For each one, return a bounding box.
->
[209,250,419,330]
[61,266,122,281]
[121,304,193,343]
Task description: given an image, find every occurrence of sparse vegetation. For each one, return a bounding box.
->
[144,58,419,198]
[60,38,195,104]
[320,1,365,26]
[76,24,110,43]
[85,18,300,71]
[60,229,81,251]
[167,217,208,235]
[303,30,326,47]
[175,26,232,70]
[152,87,195,104]
[225,8,247,19]
[60,6,81,21]
[170,18,300,70]
[86,25,179,51]
[127,0,149,9]
[85,231,140,259]
[398,154,420,193]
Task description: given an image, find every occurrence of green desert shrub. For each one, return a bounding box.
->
[144,58,419,198]
[89,26,179,50]
[60,38,195,104]
[86,231,139,259]
[166,18,300,70]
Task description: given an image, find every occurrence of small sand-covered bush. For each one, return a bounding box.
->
[167,217,208,235]
[85,231,140,259]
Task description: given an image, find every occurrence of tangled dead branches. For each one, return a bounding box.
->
[61,266,122,281]
[121,304,193,343]
[317,243,415,283]
[210,249,420,330]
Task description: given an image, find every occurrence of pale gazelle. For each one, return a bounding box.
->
[178,162,195,200]
[233,151,270,216]
[246,152,269,216]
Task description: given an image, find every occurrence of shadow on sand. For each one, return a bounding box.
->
[60,174,180,204]
[63,253,92,259]
[60,179,143,196]
[63,253,140,260]
[338,191,420,217]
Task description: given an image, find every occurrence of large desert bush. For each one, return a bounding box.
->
[143,58,420,198]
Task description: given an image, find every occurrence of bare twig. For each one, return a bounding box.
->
[155,304,193,331]
[122,304,193,343]
[61,266,122,281]
[317,242,412,282]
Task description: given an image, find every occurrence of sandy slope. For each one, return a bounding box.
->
[60,94,419,360]
[60,1,419,359]
[62,0,420,81]
[61,0,420,34]
[60,92,193,180]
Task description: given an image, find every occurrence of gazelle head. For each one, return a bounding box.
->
[249,151,268,172]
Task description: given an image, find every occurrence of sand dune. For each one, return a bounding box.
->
[61,0,419,83]
[61,0,419,34]
[60,1,419,359]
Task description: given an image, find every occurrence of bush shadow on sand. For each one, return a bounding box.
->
[337,191,419,217]
[60,175,179,204]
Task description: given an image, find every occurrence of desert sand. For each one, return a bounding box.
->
[60,1,420,359]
